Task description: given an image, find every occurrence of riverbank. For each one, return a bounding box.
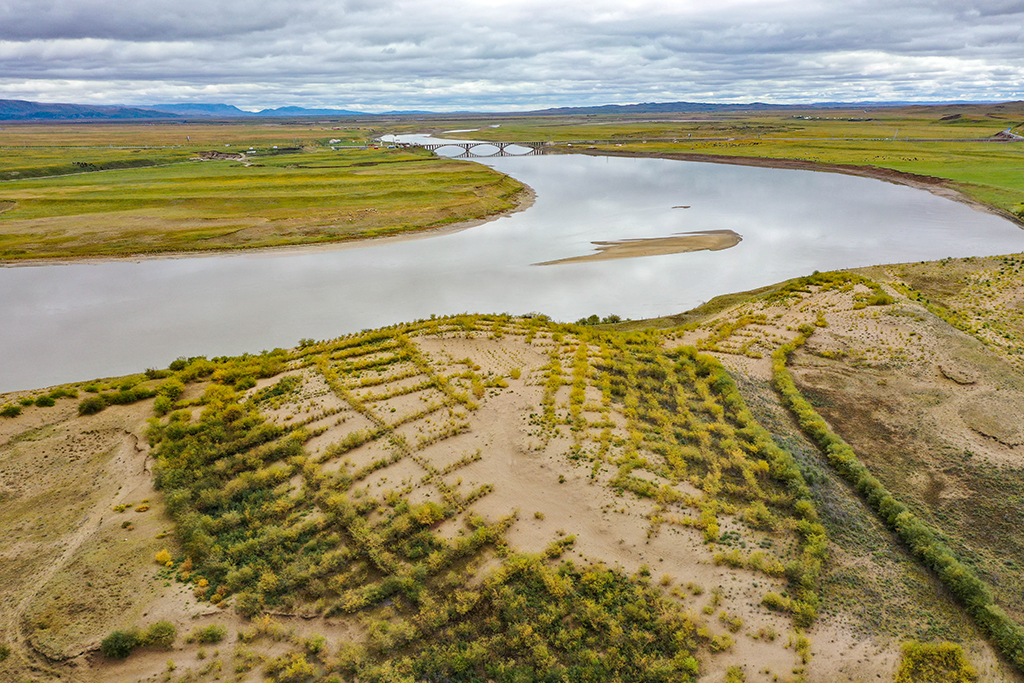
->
[0,145,530,265]
[0,181,535,268]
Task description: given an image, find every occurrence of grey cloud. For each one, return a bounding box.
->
[0,0,1021,109]
[0,0,373,40]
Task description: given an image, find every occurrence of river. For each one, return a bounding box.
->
[2,137,1023,392]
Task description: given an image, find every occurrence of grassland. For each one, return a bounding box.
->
[0,123,525,261]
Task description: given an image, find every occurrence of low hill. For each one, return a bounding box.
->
[141,104,367,117]
[0,99,368,121]
[0,99,178,121]
[2,254,1023,683]
[523,100,939,116]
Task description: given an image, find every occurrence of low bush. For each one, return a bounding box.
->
[104,387,157,405]
[154,395,173,415]
[187,624,227,644]
[0,404,21,418]
[100,629,139,659]
[895,641,977,683]
[761,591,791,613]
[78,395,107,415]
[141,621,177,649]
[157,378,185,400]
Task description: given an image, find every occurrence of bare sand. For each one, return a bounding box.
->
[535,229,741,265]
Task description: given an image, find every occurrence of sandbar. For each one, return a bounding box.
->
[534,229,741,265]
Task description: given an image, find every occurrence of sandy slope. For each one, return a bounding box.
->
[2,258,1024,682]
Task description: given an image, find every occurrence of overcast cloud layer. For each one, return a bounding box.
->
[1,0,1021,110]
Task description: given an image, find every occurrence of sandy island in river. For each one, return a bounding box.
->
[535,228,741,265]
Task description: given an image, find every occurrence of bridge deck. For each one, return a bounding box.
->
[414,141,546,158]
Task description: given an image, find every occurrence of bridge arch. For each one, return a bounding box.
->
[414,141,545,158]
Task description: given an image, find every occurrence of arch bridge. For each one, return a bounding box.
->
[415,141,546,158]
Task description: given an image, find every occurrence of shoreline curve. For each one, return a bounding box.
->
[565,148,1024,230]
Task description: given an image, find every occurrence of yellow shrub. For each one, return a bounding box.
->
[155,548,172,565]
[895,641,977,683]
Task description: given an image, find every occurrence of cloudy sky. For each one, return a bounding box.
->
[0,0,1021,111]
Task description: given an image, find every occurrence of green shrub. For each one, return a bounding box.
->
[78,395,107,415]
[725,666,747,683]
[100,629,139,659]
[35,395,56,407]
[105,387,157,405]
[187,624,227,644]
[141,621,177,649]
[761,591,791,613]
[157,378,185,400]
[0,404,21,418]
[18,396,34,406]
[154,396,173,416]
[0,642,10,660]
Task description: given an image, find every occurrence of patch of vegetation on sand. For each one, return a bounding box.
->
[122,314,820,680]
[671,267,1024,678]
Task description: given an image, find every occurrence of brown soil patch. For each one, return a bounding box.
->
[959,392,1024,446]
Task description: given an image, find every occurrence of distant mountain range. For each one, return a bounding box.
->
[143,103,370,117]
[0,97,1011,121]
[0,99,443,120]
[0,99,177,121]
[528,101,851,115]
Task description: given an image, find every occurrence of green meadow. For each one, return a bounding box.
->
[0,125,524,260]
[422,103,1024,218]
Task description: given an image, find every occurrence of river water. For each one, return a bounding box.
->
[2,137,1023,392]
